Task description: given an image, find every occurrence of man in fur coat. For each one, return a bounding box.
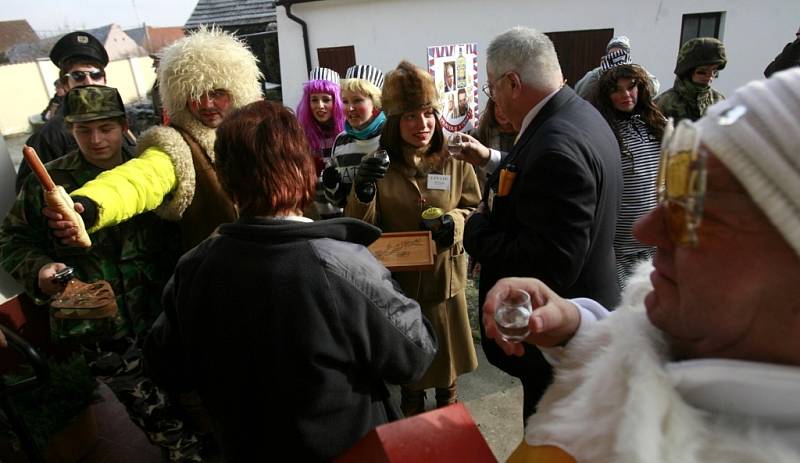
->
[484,68,800,462]
[47,27,263,251]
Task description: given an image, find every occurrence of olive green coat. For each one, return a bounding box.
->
[656,78,725,123]
[345,149,480,389]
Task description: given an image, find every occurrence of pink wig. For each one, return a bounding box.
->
[296,79,344,155]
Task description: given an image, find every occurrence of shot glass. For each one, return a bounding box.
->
[494,288,533,343]
[447,133,464,156]
[366,149,390,164]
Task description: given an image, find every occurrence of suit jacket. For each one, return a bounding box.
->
[464,86,622,379]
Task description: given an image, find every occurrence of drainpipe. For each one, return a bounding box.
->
[275,0,323,74]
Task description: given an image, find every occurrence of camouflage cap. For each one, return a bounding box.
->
[674,37,727,77]
[64,85,126,123]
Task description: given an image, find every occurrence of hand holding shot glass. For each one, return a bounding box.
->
[353,149,391,202]
[483,277,584,356]
[359,149,390,185]
[494,288,533,342]
[366,148,390,164]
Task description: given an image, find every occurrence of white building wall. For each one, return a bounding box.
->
[277,0,798,109]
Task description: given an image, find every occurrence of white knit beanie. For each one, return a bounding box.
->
[606,35,631,53]
[696,68,800,257]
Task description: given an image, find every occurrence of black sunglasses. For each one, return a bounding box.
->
[68,69,105,82]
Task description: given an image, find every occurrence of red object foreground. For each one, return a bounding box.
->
[336,403,497,463]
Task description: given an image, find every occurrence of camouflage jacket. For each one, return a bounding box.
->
[0,150,180,343]
[656,78,725,123]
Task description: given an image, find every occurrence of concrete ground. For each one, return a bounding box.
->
[456,346,524,460]
[3,132,526,461]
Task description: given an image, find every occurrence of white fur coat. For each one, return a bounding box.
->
[524,263,800,462]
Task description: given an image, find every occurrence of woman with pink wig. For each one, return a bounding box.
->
[297,67,346,218]
[296,67,345,161]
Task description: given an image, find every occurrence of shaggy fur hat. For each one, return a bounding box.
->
[158,27,263,125]
[382,60,440,117]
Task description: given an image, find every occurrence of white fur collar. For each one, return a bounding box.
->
[524,263,800,462]
[137,114,216,220]
[668,358,800,432]
[168,110,218,162]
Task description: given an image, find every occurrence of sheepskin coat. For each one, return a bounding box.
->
[138,114,236,250]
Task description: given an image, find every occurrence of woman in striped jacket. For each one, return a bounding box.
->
[592,64,667,287]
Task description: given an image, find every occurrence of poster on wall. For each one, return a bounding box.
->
[427,42,479,135]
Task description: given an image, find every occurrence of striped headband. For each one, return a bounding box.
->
[344,64,384,89]
[309,67,340,85]
[601,50,632,72]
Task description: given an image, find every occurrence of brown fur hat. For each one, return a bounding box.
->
[382,60,441,116]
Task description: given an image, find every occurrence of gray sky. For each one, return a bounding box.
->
[2,0,199,37]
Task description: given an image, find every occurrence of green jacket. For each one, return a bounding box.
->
[656,78,725,123]
[0,150,180,343]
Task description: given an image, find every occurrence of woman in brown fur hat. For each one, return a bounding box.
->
[345,61,481,416]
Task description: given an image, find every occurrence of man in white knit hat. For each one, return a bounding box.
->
[484,68,800,462]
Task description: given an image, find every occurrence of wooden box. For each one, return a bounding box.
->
[368,231,435,272]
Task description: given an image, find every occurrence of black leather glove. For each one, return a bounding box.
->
[321,165,342,190]
[72,195,99,228]
[354,157,389,203]
[422,213,455,248]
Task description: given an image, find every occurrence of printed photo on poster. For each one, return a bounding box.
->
[427,43,478,135]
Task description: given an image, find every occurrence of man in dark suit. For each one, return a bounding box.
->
[464,26,622,421]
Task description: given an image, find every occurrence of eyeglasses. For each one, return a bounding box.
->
[657,120,707,247]
[481,71,513,99]
[68,69,105,82]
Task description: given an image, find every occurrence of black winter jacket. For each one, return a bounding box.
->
[145,217,436,461]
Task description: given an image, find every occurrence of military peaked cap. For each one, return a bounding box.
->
[50,31,109,69]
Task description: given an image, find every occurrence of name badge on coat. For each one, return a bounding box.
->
[427,174,451,190]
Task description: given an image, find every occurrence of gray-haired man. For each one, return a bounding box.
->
[464,26,622,421]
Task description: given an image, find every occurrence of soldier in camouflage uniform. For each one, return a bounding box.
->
[16,31,136,193]
[656,37,727,123]
[0,86,204,462]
